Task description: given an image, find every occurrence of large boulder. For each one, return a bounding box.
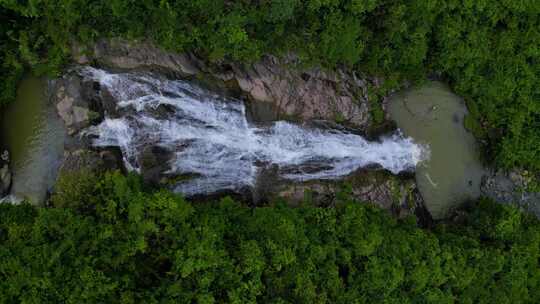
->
[0,150,12,197]
[228,55,371,129]
[74,38,200,77]
[52,74,102,135]
[47,67,126,192]
[57,148,124,175]
[52,67,127,135]
[139,145,175,185]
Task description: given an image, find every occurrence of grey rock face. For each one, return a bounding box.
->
[57,148,124,178]
[77,38,200,77]
[52,70,122,135]
[273,170,431,224]
[0,150,11,197]
[53,75,95,135]
[58,149,103,174]
[77,39,374,130]
[139,145,175,185]
[481,169,540,217]
[49,71,125,177]
[228,55,371,129]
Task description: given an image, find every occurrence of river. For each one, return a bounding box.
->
[81,67,427,196]
[1,71,484,216]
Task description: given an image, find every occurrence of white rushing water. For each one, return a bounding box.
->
[82,67,428,195]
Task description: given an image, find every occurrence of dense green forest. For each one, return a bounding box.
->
[0,0,539,171]
[0,171,537,303]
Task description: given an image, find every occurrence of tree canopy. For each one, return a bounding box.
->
[0,171,539,303]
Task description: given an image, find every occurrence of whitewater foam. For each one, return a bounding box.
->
[82,67,428,195]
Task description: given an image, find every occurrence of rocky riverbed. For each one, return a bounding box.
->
[43,38,429,220]
[0,38,537,221]
[49,64,429,219]
[73,38,383,131]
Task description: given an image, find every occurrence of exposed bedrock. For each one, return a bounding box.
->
[54,39,431,219]
[481,169,540,218]
[74,38,387,131]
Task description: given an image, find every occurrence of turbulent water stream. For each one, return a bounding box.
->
[82,68,427,196]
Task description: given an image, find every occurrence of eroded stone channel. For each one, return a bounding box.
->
[81,67,427,196]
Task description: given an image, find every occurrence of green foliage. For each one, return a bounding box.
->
[51,169,99,211]
[0,173,538,303]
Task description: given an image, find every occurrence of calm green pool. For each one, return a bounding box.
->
[1,78,66,204]
[388,81,486,219]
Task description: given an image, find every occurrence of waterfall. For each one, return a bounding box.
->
[82,67,428,195]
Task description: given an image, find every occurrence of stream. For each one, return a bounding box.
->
[82,67,427,196]
[0,69,485,217]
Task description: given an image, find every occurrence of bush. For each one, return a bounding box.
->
[51,169,99,210]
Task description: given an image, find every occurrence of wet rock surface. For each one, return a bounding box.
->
[139,145,176,185]
[55,40,431,218]
[76,39,375,130]
[53,74,102,135]
[228,55,371,129]
[50,71,126,180]
[481,169,540,217]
